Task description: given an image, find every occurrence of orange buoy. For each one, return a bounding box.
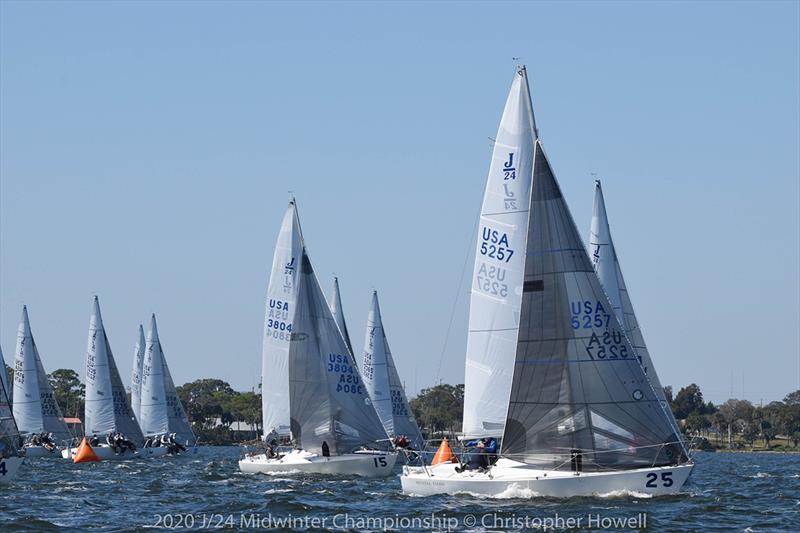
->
[73,437,101,463]
[431,437,457,465]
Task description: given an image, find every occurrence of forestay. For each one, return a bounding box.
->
[462,66,536,438]
[362,291,424,449]
[139,315,195,445]
[84,297,144,445]
[589,181,669,407]
[330,276,354,357]
[130,325,145,422]
[289,250,389,456]
[12,306,71,443]
[261,200,304,439]
[501,142,687,470]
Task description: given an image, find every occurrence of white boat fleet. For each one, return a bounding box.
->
[1,66,693,496]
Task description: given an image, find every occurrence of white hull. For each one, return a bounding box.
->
[23,445,63,458]
[400,459,693,498]
[0,456,24,484]
[61,444,169,461]
[239,449,397,477]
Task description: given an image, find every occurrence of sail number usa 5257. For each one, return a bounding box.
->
[479,227,514,263]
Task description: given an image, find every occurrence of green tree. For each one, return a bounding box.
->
[672,383,705,419]
[48,368,85,419]
[409,384,464,435]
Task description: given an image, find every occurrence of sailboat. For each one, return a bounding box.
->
[12,306,72,457]
[330,276,354,356]
[361,291,424,450]
[239,200,397,476]
[0,346,24,483]
[0,346,12,406]
[401,66,693,497]
[138,314,196,451]
[130,324,145,423]
[62,297,166,460]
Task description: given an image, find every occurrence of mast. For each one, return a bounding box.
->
[0,346,11,405]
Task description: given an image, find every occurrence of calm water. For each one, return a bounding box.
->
[1,448,798,532]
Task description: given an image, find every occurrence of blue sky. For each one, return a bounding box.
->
[1,1,798,405]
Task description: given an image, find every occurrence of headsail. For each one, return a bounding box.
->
[362,291,424,449]
[289,248,388,455]
[501,137,687,470]
[261,200,304,439]
[84,297,144,445]
[139,315,195,445]
[589,181,669,406]
[11,306,71,443]
[330,276,354,356]
[0,345,20,454]
[130,324,145,422]
[0,346,11,405]
[462,66,536,438]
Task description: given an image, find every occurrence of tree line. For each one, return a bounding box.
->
[6,363,799,450]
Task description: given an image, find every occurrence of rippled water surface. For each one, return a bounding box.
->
[2,448,799,531]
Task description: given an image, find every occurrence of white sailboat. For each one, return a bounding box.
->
[12,306,72,458]
[330,276,354,357]
[62,297,166,460]
[0,346,24,484]
[138,314,196,450]
[401,66,693,497]
[239,200,396,476]
[0,346,12,406]
[361,290,424,450]
[130,324,145,423]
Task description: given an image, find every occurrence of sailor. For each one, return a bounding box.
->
[457,437,497,472]
[89,433,99,447]
[171,433,186,453]
[30,433,40,447]
[321,441,330,457]
[394,435,410,449]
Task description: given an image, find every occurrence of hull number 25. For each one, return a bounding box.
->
[645,471,673,488]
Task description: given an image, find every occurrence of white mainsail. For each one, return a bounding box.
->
[139,314,195,444]
[130,324,145,422]
[462,67,536,438]
[261,200,304,439]
[0,346,11,405]
[330,276,354,356]
[362,291,424,449]
[589,181,668,405]
[11,306,71,442]
[84,296,144,444]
